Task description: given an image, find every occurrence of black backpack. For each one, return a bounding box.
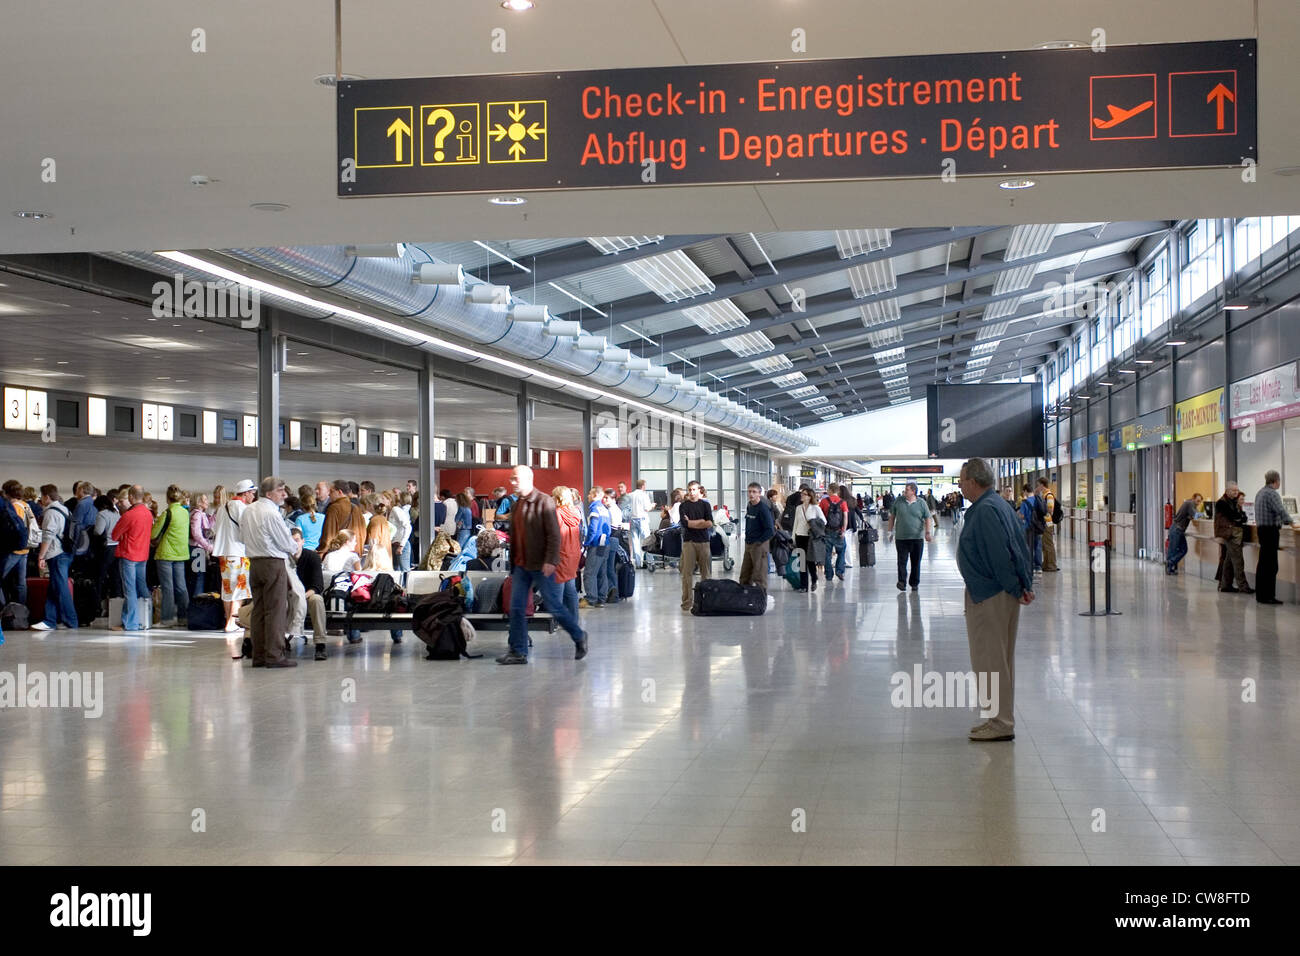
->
[364,574,400,613]
[1052,497,1063,524]
[1,501,25,554]
[424,620,481,660]
[826,501,845,533]
[53,502,79,554]
[1029,496,1048,533]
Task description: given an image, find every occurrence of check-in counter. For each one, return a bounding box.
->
[1184,518,1298,602]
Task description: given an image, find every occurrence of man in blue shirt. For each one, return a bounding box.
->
[956,458,1035,742]
[739,482,775,594]
[69,480,98,574]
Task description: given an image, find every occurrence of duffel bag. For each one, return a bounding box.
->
[187,593,226,630]
[691,579,765,616]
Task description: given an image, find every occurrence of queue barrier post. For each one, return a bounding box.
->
[1079,517,1123,618]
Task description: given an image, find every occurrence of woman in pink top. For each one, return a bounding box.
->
[189,491,214,597]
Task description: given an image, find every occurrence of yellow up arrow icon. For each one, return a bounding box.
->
[387,116,412,163]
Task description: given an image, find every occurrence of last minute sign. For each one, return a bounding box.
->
[337,39,1255,197]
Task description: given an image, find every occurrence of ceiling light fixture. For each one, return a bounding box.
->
[1165,339,1187,347]
[998,179,1036,190]
[473,240,531,273]
[314,73,365,87]
[1224,295,1266,311]
[1135,358,1155,365]
[13,210,52,220]
[1033,40,1087,49]
[250,202,289,213]
[153,251,799,453]
[488,196,527,205]
[547,281,608,317]
[1117,368,1137,375]
[501,0,534,9]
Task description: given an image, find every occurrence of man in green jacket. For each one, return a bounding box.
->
[152,485,192,627]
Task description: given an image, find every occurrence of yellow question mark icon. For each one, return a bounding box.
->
[426,108,456,162]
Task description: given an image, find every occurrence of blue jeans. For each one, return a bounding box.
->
[1025,530,1042,570]
[560,577,579,623]
[584,544,609,604]
[156,559,189,622]
[2,551,28,606]
[119,559,150,629]
[823,532,847,577]
[1166,526,1188,571]
[43,551,78,628]
[604,546,620,603]
[397,540,412,573]
[508,565,583,657]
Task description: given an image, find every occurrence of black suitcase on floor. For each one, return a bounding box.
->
[658,526,683,558]
[617,561,636,599]
[71,574,100,624]
[691,579,765,616]
[709,531,726,557]
[187,593,225,630]
[857,529,876,567]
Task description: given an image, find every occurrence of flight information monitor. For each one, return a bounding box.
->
[927,384,1044,459]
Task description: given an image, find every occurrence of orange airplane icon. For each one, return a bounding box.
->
[1093,100,1155,129]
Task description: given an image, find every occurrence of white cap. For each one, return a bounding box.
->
[232,479,256,494]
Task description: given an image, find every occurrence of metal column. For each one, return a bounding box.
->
[256,308,281,480]
[582,402,594,493]
[517,382,531,469]
[417,353,436,561]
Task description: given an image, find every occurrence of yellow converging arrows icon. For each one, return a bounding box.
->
[387,116,412,163]
[489,101,546,162]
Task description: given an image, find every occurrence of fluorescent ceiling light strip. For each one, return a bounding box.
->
[586,235,664,254]
[156,251,794,454]
[669,352,698,367]
[620,323,657,346]
[788,385,818,398]
[473,240,531,273]
[625,250,714,302]
[548,281,608,317]
[749,234,778,274]
[772,372,809,388]
[721,331,776,357]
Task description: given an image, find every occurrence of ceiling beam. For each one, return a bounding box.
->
[566,225,994,332]
[466,234,715,285]
[701,251,1136,384]
[658,221,1164,360]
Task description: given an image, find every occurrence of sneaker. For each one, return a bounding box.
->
[970,721,990,735]
[578,598,594,609]
[31,621,53,631]
[574,636,588,660]
[969,723,1015,742]
[314,643,327,661]
[56,623,72,630]
[837,575,845,582]
[160,619,178,628]
[495,652,528,665]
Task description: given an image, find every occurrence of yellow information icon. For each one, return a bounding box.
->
[487,100,548,164]
[420,103,480,166]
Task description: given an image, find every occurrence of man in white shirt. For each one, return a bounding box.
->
[238,476,298,668]
[628,478,653,568]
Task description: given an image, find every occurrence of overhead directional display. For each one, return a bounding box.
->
[337,39,1256,197]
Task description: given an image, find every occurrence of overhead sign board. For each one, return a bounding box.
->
[338,40,1256,197]
[1229,361,1300,429]
[1174,387,1226,441]
[879,465,945,474]
[1123,408,1173,450]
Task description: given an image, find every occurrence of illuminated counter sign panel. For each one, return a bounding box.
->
[338,39,1256,197]
[1174,387,1226,441]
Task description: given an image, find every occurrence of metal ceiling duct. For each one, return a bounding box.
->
[102,247,808,451]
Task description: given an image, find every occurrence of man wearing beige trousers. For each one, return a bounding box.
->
[957,458,1035,741]
[678,481,714,611]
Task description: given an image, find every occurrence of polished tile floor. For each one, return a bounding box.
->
[1,526,1297,866]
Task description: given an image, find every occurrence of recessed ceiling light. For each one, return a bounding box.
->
[1135,359,1155,365]
[13,210,52,220]
[998,179,1036,190]
[489,195,527,205]
[1117,368,1137,374]
[1033,40,1087,49]
[1096,380,1115,386]
[1273,166,1300,177]
[250,202,290,213]
[1165,339,1187,346]
[56,361,69,365]
[156,376,170,380]
[314,73,366,87]
[501,0,535,10]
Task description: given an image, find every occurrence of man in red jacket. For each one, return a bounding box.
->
[110,485,154,631]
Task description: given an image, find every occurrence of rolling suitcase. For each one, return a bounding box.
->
[617,561,636,599]
[691,579,765,616]
[26,576,73,623]
[71,574,100,625]
[658,526,683,559]
[857,529,876,567]
[709,531,726,558]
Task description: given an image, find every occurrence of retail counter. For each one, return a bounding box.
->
[1184,518,1298,602]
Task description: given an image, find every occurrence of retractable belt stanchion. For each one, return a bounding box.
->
[1079,515,1122,618]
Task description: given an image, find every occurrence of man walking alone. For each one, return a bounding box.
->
[956,458,1035,742]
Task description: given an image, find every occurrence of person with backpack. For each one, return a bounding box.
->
[2,479,40,608]
[30,485,79,631]
[581,486,612,610]
[818,486,850,583]
[1018,483,1044,573]
[1035,477,1060,573]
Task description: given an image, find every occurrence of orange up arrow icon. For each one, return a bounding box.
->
[1207,83,1235,131]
